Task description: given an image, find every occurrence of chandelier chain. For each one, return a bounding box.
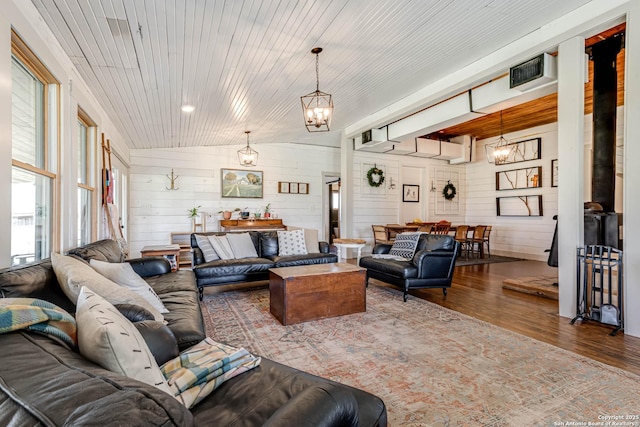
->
[315,52,320,92]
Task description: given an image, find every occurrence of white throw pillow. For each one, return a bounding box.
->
[287,227,320,254]
[303,229,320,254]
[51,253,164,322]
[208,235,235,260]
[89,259,169,314]
[277,230,307,256]
[226,233,259,259]
[195,234,219,262]
[76,287,171,395]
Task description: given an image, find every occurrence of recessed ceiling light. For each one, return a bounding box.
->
[181,104,195,113]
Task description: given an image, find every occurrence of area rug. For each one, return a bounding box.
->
[200,286,640,426]
[502,275,559,300]
[455,254,522,266]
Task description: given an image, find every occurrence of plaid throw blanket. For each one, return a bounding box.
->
[0,298,77,349]
[161,337,261,408]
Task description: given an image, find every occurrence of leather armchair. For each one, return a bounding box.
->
[359,234,460,302]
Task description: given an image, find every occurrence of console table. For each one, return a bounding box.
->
[220,219,286,232]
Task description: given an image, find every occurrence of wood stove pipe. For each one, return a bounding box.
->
[589,35,622,212]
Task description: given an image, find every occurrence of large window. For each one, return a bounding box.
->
[11,32,59,266]
[77,111,96,246]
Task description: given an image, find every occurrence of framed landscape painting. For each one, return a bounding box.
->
[221,169,263,198]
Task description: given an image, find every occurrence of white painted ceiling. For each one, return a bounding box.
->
[31,0,592,150]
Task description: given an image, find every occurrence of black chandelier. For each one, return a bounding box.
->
[300,47,333,132]
[237,131,258,167]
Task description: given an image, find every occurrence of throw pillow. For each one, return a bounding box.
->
[207,235,234,260]
[51,253,164,322]
[303,228,320,254]
[76,287,171,395]
[277,230,307,256]
[89,259,168,314]
[195,234,219,262]
[226,233,258,259]
[388,232,423,260]
[286,227,320,254]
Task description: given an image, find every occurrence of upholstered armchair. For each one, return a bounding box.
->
[359,234,460,302]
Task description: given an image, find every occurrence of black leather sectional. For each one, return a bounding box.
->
[0,239,386,426]
[191,231,338,300]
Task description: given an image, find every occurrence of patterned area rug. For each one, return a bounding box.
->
[200,286,640,426]
[502,275,559,300]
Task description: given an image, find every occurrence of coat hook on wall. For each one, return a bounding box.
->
[388,177,396,189]
[430,180,437,192]
[166,168,179,190]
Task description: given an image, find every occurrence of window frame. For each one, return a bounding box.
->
[11,30,60,263]
[77,109,97,245]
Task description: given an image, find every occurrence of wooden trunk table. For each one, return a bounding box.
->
[269,263,366,325]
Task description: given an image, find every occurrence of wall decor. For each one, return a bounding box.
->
[221,169,263,198]
[551,159,558,187]
[366,165,385,187]
[495,137,541,165]
[496,195,543,216]
[496,166,542,190]
[403,184,420,202]
[278,181,309,194]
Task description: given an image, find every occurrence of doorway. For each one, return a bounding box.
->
[322,173,340,243]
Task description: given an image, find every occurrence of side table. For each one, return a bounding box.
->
[333,238,366,265]
[140,244,181,271]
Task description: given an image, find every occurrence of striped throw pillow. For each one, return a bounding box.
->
[388,232,422,260]
[195,235,219,262]
[208,235,235,260]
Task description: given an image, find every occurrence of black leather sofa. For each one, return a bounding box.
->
[359,234,460,302]
[0,239,386,426]
[191,231,338,300]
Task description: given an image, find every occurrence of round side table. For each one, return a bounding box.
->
[333,238,366,265]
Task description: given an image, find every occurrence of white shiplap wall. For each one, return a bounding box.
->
[128,143,339,257]
[467,124,559,261]
[350,150,465,252]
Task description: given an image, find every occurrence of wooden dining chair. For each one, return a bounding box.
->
[454,225,470,255]
[432,221,451,235]
[418,224,433,233]
[372,225,394,245]
[467,225,487,258]
[385,224,402,240]
[482,225,492,258]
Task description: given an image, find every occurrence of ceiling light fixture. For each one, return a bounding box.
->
[301,47,333,132]
[237,131,258,167]
[485,110,514,164]
[180,104,195,113]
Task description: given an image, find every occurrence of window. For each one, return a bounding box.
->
[77,111,96,246]
[11,31,59,266]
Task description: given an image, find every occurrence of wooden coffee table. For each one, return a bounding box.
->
[269,263,366,325]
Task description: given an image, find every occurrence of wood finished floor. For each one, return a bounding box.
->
[399,260,640,376]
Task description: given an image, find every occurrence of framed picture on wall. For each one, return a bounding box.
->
[221,169,263,198]
[278,182,290,193]
[551,159,558,187]
[403,184,420,202]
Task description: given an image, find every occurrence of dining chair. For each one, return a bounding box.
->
[454,225,470,255]
[418,224,433,233]
[482,225,492,258]
[385,224,402,240]
[372,225,394,245]
[432,221,451,235]
[467,225,487,258]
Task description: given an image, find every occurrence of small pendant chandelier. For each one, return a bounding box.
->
[485,110,514,164]
[237,131,258,167]
[300,47,333,132]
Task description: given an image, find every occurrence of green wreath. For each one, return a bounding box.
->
[366,166,385,187]
[442,181,457,200]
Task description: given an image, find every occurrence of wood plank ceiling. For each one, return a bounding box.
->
[31,0,594,150]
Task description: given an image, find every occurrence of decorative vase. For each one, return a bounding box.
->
[222,211,232,220]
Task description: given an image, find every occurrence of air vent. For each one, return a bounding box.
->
[510,53,556,91]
